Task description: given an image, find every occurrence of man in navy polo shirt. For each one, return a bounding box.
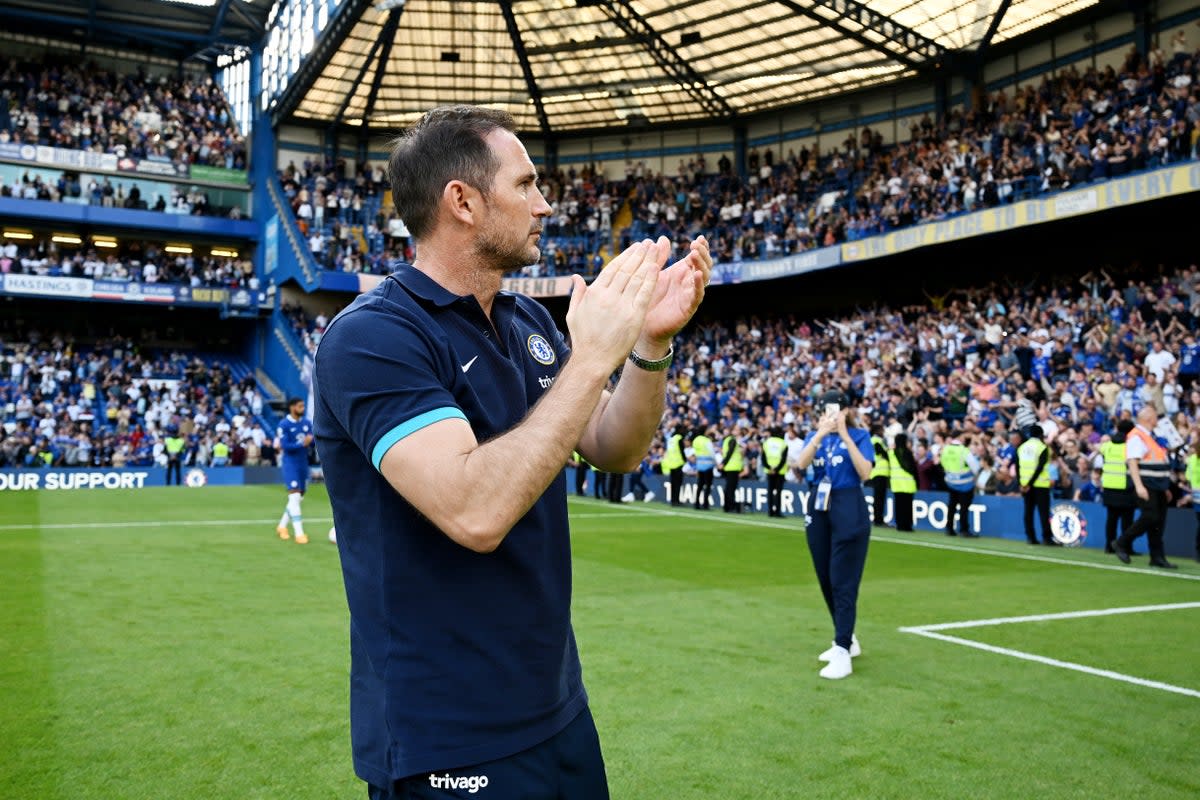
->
[313,105,710,799]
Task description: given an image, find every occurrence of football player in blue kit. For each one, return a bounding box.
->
[789,389,875,680]
[275,397,314,544]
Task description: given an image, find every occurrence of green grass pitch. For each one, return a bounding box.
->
[2,485,1198,799]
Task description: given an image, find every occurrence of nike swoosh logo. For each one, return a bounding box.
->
[461,356,479,373]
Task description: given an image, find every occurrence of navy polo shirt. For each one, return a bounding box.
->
[313,265,585,786]
[802,426,874,489]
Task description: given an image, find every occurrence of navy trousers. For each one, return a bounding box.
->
[368,707,609,800]
[806,488,872,650]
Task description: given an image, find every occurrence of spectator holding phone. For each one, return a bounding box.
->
[789,389,875,680]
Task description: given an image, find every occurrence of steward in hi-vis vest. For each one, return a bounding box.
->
[762,427,788,518]
[1100,419,1135,553]
[1187,440,1200,562]
[692,428,716,511]
[720,428,745,513]
[165,430,185,486]
[1017,425,1054,546]
[663,431,686,507]
[888,433,917,532]
[1113,406,1177,568]
[867,425,889,527]
[938,434,978,537]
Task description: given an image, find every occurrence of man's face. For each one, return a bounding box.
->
[474,129,552,273]
[290,401,305,418]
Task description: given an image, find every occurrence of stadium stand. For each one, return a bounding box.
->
[0,333,275,469]
[650,259,1200,503]
[272,45,1200,279]
[0,235,256,288]
[0,55,246,170]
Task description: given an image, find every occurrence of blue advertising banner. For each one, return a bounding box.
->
[570,469,1195,559]
[264,215,279,275]
[0,467,250,490]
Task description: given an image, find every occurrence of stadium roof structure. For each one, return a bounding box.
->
[274,0,1106,136]
[0,0,272,63]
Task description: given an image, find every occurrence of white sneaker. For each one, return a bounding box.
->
[643,491,655,502]
[819,646,853,679]
[818,634,861,662]
[621,492,635,503]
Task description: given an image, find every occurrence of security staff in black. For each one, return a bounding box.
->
[592,464,607,499]
[663,430,686,506]
[867,425,890,527]
[939,433,978,537]
[1099,421,1136,553]
[721,426,745,513]
[164,429,186,486]
[606,467,624,504]
[888,433,918,532]
[692,427,716,510]
[571,451,588,496]
[1114,406,1177,568]
[762,426,788,517]
[1018,424,1057,545]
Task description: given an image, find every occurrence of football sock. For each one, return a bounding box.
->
[278,510,291,527]
[287,494,305,538]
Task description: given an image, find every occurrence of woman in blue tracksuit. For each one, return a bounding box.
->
[790,389,875,680]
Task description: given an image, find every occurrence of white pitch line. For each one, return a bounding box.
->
[904,628,1200,700]
[900,602,1200,632]
[0,517,334,531]
[567,499,1200,582]
[570,511,650,519]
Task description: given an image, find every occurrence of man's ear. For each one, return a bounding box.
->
[443,180,480,226]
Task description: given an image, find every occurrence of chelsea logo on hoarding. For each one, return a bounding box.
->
[527,334,556,365]
[184,468,208,488]
[1049,503,1087,547]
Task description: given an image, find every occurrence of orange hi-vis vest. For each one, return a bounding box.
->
[1127,426,1170,490]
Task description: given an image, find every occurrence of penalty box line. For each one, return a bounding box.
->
[900,602,1200,700]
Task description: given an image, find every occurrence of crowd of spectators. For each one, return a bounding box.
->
[650,260,1200,512]
[0,170,231,217]
[0,236,258,289]
[281,300,327,359]
[622,43,1200,265]
[279,158,396,275]
[0,55,246,170]
[276,42,1200,279]
[0,332,278,470]
[0,56,246,217]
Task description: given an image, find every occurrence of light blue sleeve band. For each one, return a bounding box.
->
[371,407,468,470]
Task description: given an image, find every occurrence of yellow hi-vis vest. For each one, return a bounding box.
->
[165,436,185,456]
[693,435,715,471]
[888,449,916,493]
[722,436,743,472]
[663,434,685,471]
[1100,441,1128,490]
[940,442,975,490]
[869,435,890,479]
[1018,438,1050,488]
[762,436,787,474]
[1187,453,1200,504]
